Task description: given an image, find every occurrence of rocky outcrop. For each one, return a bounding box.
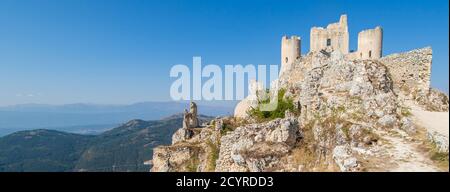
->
[332,145,360,172]
[215,117,301,172]
[171,128,193,144]
[427,130,449,153]
[151,144,206,172]
[414,88,449,112]
[151,127,219,172]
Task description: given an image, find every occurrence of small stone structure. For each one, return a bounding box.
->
[173,102,200,144]
[182,109,191,129]
[182,102,199,129]
[190,102,199,128]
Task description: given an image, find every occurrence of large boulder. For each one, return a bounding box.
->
[234,80,264,119]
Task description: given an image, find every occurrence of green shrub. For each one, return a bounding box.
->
[220,124,234,136]
[248,89,295,120]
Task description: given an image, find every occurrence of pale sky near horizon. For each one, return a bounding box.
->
[0,0,448,106]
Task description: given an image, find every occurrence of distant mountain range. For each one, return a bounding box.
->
[0,101,234,136]
[0,114,213,172]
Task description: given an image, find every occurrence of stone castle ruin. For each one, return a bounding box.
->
[281,15,383,75]
[235,14,447,120]
[151,14,449,172]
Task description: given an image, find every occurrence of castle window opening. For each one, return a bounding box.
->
[369,50,372,58]
[285,57,288,63]
[326,39,331,46]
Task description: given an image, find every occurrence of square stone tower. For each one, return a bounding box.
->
[310,15,349,54]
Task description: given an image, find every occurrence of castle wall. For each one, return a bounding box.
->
[280,35,301,76]
[379,47,432,95]
[310,15,349,54]
[357,27,383,59]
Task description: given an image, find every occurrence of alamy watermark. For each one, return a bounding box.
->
[170,57,281,111]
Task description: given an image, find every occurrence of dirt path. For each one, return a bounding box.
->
[383,133,439,172]
[361,129,440,172]
[410,107,449,138]
[357,101,447,172]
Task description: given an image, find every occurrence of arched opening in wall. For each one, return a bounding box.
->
[285,57,288,63]
[360,52,362,58]
[369,51,372,58]
[326,39,331,46]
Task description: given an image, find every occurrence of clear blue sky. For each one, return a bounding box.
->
[0,0,448,106]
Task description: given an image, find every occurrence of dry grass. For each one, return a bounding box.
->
[412,125,449,171]
[286,119,339,172]
[205,140,220,172]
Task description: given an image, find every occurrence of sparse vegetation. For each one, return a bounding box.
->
[288,119,338,172]
[185,156,200,172]
[184,146,202,172]
[398,105,413,117]
[428,140,449,170]
[248,88,296,121]
[205,140,219,171]
[220,124,235,136]
[411,126,449,171]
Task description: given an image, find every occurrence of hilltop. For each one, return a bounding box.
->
[151,47,449,172]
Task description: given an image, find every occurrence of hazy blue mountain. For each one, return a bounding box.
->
[0,129,94,172]
[0,114,212,172]
[0,101,234,136]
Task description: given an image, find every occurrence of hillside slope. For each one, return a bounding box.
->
[0,114,212,172]
[0,129,93,172]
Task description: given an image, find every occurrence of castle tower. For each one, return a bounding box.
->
[357,26,383,59]
[310,14,349,54]
[280,35,301,75]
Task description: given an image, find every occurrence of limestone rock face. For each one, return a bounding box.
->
[280,49,399,130]
[427,131,449,153]
[215,117,300,172]
[414,88,449,112]
[151,144,206,172]
[332,145,360,172]
[171,128,193,145]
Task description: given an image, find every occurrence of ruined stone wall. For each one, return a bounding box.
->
[357,27,383,59]
[380,47,432,96]
[381,47,449,111]
[280,35,301,76]
[310,15,349,54]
